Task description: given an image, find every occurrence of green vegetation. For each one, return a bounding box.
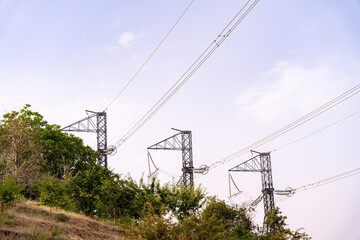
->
[0,178,22,213]
[55,213,70,222]
[0,105,311,239]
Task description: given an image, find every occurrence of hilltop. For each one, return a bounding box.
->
[0,201,124,240]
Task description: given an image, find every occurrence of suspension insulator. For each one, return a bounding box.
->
[106,145,117,156]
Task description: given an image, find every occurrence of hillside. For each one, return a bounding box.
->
[0,201,125,240]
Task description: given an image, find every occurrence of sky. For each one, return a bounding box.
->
[1,0,360,238]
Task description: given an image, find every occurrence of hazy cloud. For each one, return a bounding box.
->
[118,31,143,49]
[236,61,351,124]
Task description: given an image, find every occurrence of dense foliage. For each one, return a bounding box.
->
[0,177,22,213]
[0,105,311,239]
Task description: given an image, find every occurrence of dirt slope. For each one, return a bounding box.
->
[0,201,125,240]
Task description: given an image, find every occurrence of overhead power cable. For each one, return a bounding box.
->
[292,168,360,194]
[277,167,360,203]
[204,83,360,171]
[112,0,260,148]
[104,0,195,111]
[274,109,360,151]
[197,107,360,184]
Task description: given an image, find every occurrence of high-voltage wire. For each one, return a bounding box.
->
[199,107,360,186]
[274,109,360,151]
[276,167,360,203]
[104,0,195,111]
[205,83,360,171]
[112,0,260,148]
[292,168,360,193]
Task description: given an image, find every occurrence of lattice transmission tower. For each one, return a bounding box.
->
[62,110,115,168]
[229,151,275,232]
[147,128,195,188]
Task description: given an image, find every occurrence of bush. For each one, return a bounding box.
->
[38,176,76,213]
[0,178,23,213]
[55,213,70,222]
[52,227,63,236]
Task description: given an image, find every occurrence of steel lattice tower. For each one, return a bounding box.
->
[147,129,194,188]
[95,112,107,168]
[228,151,275,232]
[181,131,193,188]
[62,110,108,168]
[259,152,274,217]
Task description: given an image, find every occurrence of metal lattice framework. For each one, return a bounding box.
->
[147,128,194,188]
[229,151,275,232]
[62,110,108,168]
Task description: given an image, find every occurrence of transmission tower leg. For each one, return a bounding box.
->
[181,131,194,188]
[97,112,108,168]
[260,152,275,232]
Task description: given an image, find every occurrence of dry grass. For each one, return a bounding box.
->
[0,201,125,240]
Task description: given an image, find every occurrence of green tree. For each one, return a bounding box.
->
[0,105,99,193]
[200,197,255,239]
[66,164,112,216]
[39,124,99,178]
[38,176,66,216]
[0,177,23,213]
[264,207,311,240]
[0,105,44,192]
[163,183,206,220]
[96,174,140,221]
[127,203,179,240]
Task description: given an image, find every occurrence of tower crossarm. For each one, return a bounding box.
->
[62,112,98,133]
[228,154,262,172]
[147,132,183,150]
[62,110,108,168]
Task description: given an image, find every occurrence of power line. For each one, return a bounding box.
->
[277,167,360,203]
[293,168,360,193]
[104,0,196,111]
[112,0,260,148]
[196,106,360,184]
[200,110,360,196]
[204,83,360,171]
[274,109,360,151]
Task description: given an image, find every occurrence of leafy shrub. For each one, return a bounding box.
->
[55,213,70,222]
[0,177,23,213]
[52,227,63,236]
[126,204,179,240]
[38,176,76,213]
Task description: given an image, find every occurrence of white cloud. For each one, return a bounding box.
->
[118,31,143,49]
[236,61,351,124]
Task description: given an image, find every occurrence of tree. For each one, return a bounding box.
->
[264,207,311,240]
[39,124,99,178]
[0,105,99,187]
[0,105,44,191]
[66,164,113,216]
[96,174,140,221]
[162,183,206,220]
[0,177,23,213]
[38,176,65,216]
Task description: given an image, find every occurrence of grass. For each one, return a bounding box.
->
[32,226,50,240]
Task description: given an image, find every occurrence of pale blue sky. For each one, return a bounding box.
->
[1,0,360,239]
